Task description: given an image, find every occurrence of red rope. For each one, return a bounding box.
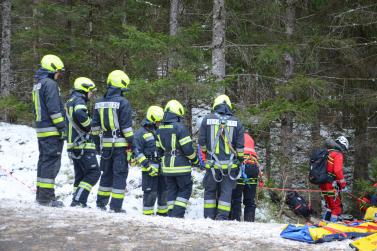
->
[0,164,36,193]
[259,186,324,193]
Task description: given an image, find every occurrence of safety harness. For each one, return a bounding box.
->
[99,129,118,160]
[207,113,241,182]
[65,104,90,160]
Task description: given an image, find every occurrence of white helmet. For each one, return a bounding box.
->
[336,136,349,150]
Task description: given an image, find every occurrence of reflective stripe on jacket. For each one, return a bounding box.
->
[65,91,95,151]
[32,68,66,138]
[156,112,197,176]
[91,86,134,148]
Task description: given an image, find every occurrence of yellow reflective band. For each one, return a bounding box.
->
[32,91,39,121]
[108,108,115,130]
[102,142,128,148]
[78,181,92,192]
[214,125,220,154]
[157,208,168,214]
[99,108,106,130]
[36,182,54,189]
[159,125,173,129]
[52,117,64,124]
[174,201,187,208]
[67,143,96,150]
[97,191,111,196]
[143,209,154,215]
[204,203,216,209]
[187,152,196,160]
[224,128,230,154]
[68,107,73,144]
[81,118,91,127]
[124,131,134,138]
[111,192,125,199]
[168,204,174,210]
[141,167,150,172]
[74,104,87,112]
[37,131,60,138]
[157,135,165,150]
[137,155,147,164]
[162,166,192,174]
[156,141,161,148]
[218,204,231,212]
[237,152,244,157]
[179,136,192,146]
[143,133,153,139]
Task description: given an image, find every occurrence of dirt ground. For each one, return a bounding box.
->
[0,201,304,251]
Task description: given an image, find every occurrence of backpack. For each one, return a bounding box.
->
[308,148,335,184]
[286,191,312,218]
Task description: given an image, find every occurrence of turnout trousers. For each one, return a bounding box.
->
[230,183,257,222]
[230,164,259,222]
[36,136,64,203]
[142,172,168,216]
[96,148,128,211]
[71,150,100,205]
[203,169,237,220]
[165,174,193,218]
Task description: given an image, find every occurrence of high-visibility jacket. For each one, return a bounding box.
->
[198,104,244,169]
[91,86,134,148]
[133,119,159,169]
[32,68,66,138]
[156,112,197,176]
[65,91,95,151]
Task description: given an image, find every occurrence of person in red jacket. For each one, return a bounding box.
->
[320,136,349,222]
[230,131,260,222]
[358,183,377,213]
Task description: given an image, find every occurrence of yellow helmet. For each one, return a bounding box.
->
[73,77,97,93]
[107,70,130,89]
[164,100,185,117]
[41,54,64,72]
[146,106,164,123]
[213,94,232,109]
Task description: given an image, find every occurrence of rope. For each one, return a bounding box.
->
[0,164,36,193]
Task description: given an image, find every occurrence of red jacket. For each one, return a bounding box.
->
[320,150,346,191]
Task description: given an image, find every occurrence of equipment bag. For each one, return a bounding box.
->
[286,191,312,218]
[308,148,335,184]
[364,207,377,221]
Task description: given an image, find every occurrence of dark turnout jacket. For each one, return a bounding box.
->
[156,112,197,176]
[32,68,66,138]
[91,86,134,148]
[65,91,95,151]
[133,119,159,168]
[198,104,244,169]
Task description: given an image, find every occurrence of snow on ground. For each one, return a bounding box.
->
[0,123,353,250]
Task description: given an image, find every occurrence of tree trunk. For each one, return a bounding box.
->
[1,0,12,97]
[168,0,180,72]
[279,0,296,185]
[211,0,226,81]
[170,0,179,36]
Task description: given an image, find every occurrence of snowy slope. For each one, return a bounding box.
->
[0,123,353,250]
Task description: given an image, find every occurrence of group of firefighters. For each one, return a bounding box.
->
[33,54,366,222]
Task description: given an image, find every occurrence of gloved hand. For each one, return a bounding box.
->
[332,181,340,191]
[147,164,159,177]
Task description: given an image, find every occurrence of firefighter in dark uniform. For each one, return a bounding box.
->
[199,94,244,220]
[156,100,199,218]
[134,106,168,216]
[32,54,66,207]
[66,77,100,207]
[91,70,134,213]
[230,132,259,222]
